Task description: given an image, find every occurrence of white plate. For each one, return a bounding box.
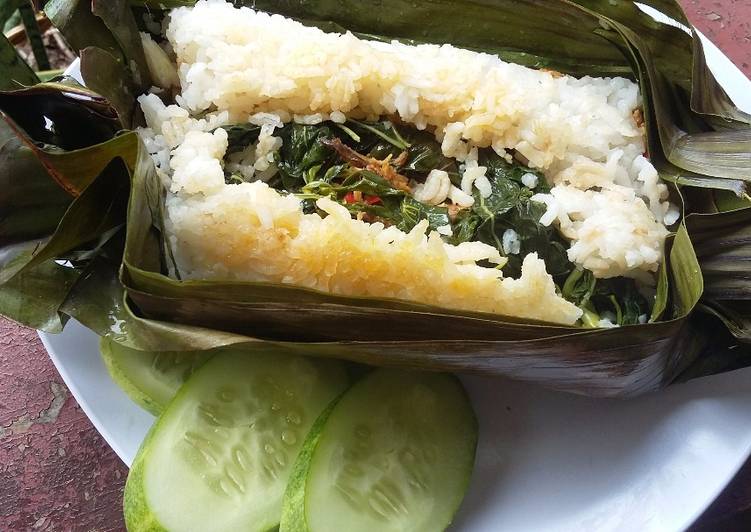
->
[40,13,751,532]
[40,321,751,531]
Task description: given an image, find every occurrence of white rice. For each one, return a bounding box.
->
[502,229,521,256]
[436,224,453,237]
[531,186,667,279]
[412,170,451,206]
[521,173,539,189]
[151,0,671,278]
[133,0,679,324]
[165,139,583,324]
[460,148,490,199]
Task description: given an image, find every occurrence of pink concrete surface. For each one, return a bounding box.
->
[0,321,128,531]
[683,0,751,74]
[1,1,750,530]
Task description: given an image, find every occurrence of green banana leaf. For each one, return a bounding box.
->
[1,0,751,395]
[0,32,38,90]
[46,0,146,128]
[0,79,131,330]
[0,261,79,332]
[68,240,708,396]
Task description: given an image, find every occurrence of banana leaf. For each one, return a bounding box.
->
[0,78,132,330]
[0,261,79,332]
[68,241,708,396]
[46,0,147,127]
[1,0,751,396]
[0,32,37,90]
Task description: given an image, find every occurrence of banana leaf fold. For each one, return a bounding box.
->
[1,0,751,396]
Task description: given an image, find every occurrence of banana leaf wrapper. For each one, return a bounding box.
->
[1,0,750,396]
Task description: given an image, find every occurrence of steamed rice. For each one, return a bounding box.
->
[166,133,583,325]
[136,0,677,325]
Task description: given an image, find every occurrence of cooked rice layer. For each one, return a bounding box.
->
[166,131,583,325]
[133,0,681,325]
[532,187,669,279]
[158,0,671,278]
[168,1,639,175]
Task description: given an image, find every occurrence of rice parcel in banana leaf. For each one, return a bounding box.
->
[137,0,672,327]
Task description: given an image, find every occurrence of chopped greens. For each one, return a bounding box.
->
[347,118,410,151]
[398,196,452,233]
[402,130,461,183]
[218,118,650,324]
[562,268,650,327]
[276,123,337,186]
[221,123,261,154]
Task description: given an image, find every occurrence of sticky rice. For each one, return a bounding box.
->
[136,0,676,326]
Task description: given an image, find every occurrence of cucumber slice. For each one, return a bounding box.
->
[280,369,477,532]
[124,350,350,532]
[100,337,212,416]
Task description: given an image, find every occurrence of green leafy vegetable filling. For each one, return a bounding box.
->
[218,118,649,324]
